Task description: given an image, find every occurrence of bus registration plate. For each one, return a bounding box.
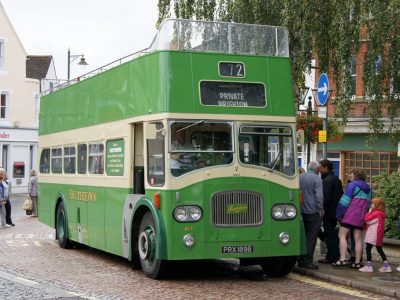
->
[222,246,254,253]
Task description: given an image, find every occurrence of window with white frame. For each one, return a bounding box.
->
[351,56,357,96]
[0,40,4,70]
[0,92,8,119]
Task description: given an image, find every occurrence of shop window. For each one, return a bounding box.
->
[343,151,399,185]
[13,161,25,178]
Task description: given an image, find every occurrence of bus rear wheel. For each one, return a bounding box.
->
[56,202,71,249]
[138,212,165,279]
[260,256,297,277]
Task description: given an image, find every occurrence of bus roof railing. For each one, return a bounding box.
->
[41,47,150,96]
[150,19,289,57]
[42,19,288,96]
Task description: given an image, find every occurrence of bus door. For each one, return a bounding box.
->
[133,123,145,194]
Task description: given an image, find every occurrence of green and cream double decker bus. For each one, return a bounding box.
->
[38,19,303,279]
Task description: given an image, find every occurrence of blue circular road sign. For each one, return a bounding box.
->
[317,73,329,105]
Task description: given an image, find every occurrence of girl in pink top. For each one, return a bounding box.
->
[359,197,391,272]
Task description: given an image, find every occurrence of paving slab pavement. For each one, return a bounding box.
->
[294,240,400,298]
[6,194,400,298]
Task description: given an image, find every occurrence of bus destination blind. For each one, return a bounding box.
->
[200,81,265,107]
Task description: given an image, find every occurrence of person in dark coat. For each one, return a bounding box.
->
[318,159,343,263]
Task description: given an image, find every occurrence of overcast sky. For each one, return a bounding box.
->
[1,0,158,80]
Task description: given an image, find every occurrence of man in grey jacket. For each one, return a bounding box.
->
[298,161,324,269]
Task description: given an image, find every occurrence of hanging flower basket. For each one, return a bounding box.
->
[296,113,322,144]
[296,113,344,143]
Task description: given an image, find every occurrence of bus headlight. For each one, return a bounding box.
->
[271,204,297,220]
[189,206,201,221]
[174,206,202,222]
[272,206,284,219]
[285,206,296,218]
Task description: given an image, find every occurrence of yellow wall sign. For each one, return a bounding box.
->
[319,130,327,143]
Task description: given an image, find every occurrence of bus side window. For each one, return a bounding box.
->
[78,144,87,174]
[88,143,104,174]
[64,145,76,174]
[51,147,62,174]
[39,148,50,173]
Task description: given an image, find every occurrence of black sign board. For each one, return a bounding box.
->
[200,81,265,107]
[219,62,245,77]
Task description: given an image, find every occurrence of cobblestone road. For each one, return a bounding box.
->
[0,216,394,300]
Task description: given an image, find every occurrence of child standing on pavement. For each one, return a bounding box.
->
[359,197,391,273]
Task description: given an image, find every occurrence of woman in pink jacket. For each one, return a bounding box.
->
[359,197,391,272]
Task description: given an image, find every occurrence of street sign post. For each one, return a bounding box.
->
[316,73,330,159]
[319,130,327,143]
[317,73,329,106]
[318,106,327,119]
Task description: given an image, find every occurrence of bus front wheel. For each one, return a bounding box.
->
[260,256,297,277]
[138,212,165,279]
[56,202,71,249]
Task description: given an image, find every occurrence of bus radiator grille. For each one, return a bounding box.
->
[211,190,263,227]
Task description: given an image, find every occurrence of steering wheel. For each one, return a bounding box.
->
[177,153,196,165]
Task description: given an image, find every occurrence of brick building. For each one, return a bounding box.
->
[318,40,399,184]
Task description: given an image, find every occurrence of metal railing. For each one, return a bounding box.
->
[41,47,150,96]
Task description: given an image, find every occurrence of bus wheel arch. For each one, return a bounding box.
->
[55,199,71,249]
[136,210,167,279]
[260,256,297,277]
[130,205,149,270]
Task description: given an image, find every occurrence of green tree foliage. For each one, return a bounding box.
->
[372,172,400,239]
[157,0,400,143]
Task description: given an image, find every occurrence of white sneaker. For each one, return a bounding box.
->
[4,224,12,227]
[359,265,373,272]
[396,266,400,272]
[379,266,392,273]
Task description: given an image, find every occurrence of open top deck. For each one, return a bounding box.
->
[150,19,289,57]
[42,19,289,96]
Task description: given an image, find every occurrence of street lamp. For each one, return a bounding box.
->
[67,48,88,81]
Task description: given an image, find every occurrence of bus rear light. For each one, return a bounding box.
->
[271,204,297,220]
[183,234,195,248]
[154,192,160,209]
[173,206,202,222]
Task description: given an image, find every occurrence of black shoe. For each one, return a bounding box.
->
[7,223,15,226]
